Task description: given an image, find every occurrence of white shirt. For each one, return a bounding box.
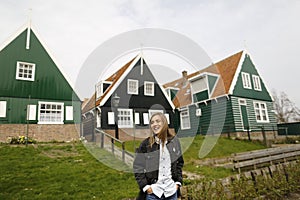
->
[143,141,178,198]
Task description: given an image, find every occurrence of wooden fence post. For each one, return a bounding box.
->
[247,126,251,141]
[261,126,267,147]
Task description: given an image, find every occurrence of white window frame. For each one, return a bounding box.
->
[253,101,269,123]
[190,75,208,94]
[144,81,154,96]
[241,72,252,89]
[252,75,262,91]
[180,107,191,130]
[127,79,139,95]
[117,108,133,128]
[0,101,7,118]
[38,102,64,124]
[16,61,36,81]
[96,81,112,98]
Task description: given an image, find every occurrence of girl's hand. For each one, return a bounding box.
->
[147,187,153,194]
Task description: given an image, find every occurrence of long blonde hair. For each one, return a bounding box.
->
[149,112,174,147]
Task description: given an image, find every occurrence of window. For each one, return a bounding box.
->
[253,102,269,122]
[38,102,64,124]
[96,81,112,98]
[127,79,139,95]
[241,72,252,89]
[148,110,164,118]
[252,75,262,91]
[180,107,191,130]
[16,61,35,81]
[190,75,207,93]
[0,101,7,118]
[117,109,133,128]
[142,110,168,125]
[144,81,154,96]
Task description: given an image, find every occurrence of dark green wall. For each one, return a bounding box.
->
[175,97,235,136]
[0,97,81,124]
[0,29,80,101]
[232,55,272,101]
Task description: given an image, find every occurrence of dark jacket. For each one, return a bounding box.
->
[133,136,184,199]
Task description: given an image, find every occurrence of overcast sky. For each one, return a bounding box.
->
[1,0,299,107]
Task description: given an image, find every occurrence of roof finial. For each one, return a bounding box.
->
[26,8,32,49]
[140,43,143,75]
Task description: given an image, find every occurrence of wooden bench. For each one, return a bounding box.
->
[233,144,300,173]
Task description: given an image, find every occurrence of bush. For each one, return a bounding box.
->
[7,136,36,144]
[185,162,300,199]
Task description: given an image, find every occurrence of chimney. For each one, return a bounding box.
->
[182,70,188,78]
[182,70,188,87]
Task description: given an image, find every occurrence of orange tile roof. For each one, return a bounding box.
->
[163,51,244,108]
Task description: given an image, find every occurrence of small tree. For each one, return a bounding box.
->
[272,90,300,123]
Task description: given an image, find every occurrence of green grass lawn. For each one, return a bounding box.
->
[0,135,266,199]
[0,142,138,200]
[123,135,266,180]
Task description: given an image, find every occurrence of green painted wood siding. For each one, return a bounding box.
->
[0,29,80,101]
[193,90,209,102]
[232,55,272,101]
[0,97,81,124]
[231,96,277,131]
[176,97,235,136]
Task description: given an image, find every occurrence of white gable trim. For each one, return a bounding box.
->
[158,84,175,110]
[99,54,175,110]
[245,51,274,101]
[99,54,141,107]
[228,50,247,95]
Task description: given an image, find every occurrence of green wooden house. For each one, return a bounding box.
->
[164,50,277,138]
[0,23,81,142]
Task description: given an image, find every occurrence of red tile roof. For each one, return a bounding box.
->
[163,51,244,108]
[82,56,136,113]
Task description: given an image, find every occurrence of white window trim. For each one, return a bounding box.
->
[38,102,64,124]
[252,75,262,91]
[180,107,191,130]
[190,75,208,94]
[117,108,133,128]
[127,79,139,95]
[16,61,36,81]
[0,101,7,118]
[253,101,269,123]
[96,81,112,99]
[144,81,154,96]
[239,98,247,106]
[241,72,252,89]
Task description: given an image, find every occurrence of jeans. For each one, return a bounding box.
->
[146,192,177,200]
